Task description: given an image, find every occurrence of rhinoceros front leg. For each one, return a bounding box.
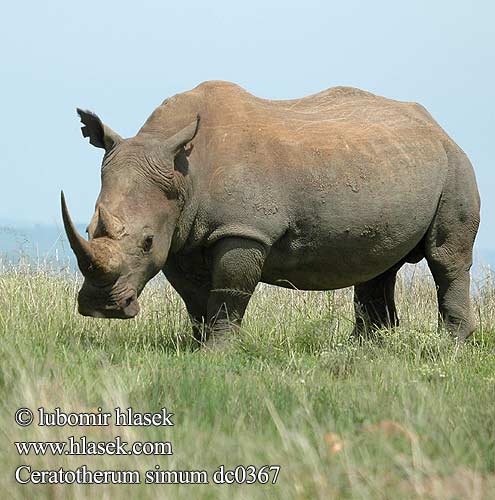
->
[162,258,211,344]
[205,237,266,350]
[352,265,401,339]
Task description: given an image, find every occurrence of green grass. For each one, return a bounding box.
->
[1,261,494,499]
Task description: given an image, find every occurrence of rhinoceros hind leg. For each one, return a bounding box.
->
[427,262,475,341]
[423,149,480,341]
[425,226,479,341]
[352,264,402,339]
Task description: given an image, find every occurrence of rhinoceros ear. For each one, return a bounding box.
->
[76,108,122,152]
[166,115,200,157]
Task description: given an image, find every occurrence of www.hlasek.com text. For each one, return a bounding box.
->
[15,436,173,456]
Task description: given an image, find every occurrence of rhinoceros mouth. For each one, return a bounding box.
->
[78,305,139,319]
[78,288,140,319]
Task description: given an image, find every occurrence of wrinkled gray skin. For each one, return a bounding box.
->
[62,81,480,348]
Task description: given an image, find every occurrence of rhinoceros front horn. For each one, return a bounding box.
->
[60,191,96,273]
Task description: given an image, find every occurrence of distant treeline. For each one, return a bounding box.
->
[0,224,84,268]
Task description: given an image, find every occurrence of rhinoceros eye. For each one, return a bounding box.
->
[142,235,154,253]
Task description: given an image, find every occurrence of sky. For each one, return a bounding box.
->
[1,0,494,249]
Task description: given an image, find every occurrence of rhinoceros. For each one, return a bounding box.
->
[61,81,480,347]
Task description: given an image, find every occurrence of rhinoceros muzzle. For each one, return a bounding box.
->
[78,285,139,319]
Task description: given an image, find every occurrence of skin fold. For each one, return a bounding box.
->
[62,81,480,348]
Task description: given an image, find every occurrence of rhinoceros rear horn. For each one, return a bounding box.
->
[95,205,125,240]
[60,191,97,273]
[76,108,122,152]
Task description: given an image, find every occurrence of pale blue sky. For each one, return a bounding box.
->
[1,0,494,248]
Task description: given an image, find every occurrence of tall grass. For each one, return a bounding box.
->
[0,261,494,499]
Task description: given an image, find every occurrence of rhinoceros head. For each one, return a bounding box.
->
[62,109,199,319]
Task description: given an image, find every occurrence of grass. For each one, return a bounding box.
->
[1,260,494,499]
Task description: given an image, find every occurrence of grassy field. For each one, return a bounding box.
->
[1,260,494,499]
